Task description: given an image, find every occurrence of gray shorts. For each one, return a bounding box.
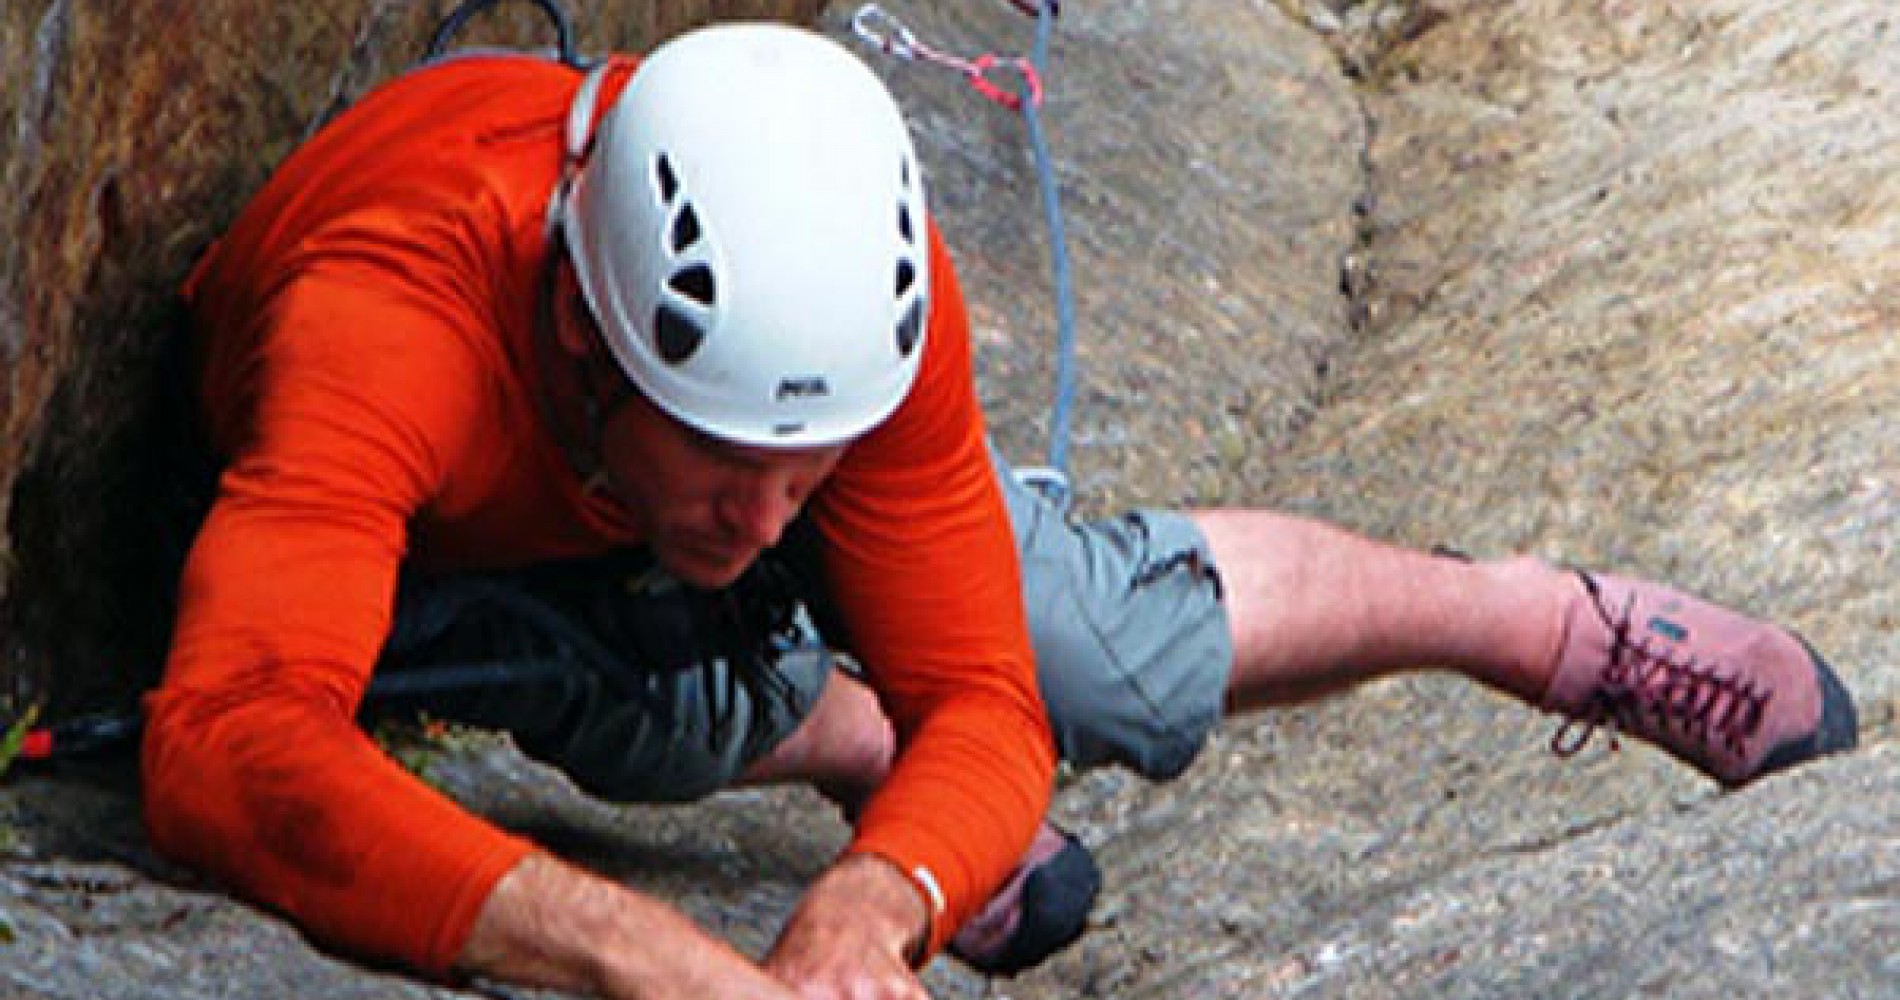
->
[376,452,1232,800]
[993,452,1231,778]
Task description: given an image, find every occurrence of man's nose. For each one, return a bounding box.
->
[718,470,798,548]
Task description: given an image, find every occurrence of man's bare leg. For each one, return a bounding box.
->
[747,512,1575,803]
[1192,507,1855,785]
[740,669,892,804]
[1189,508,1565,709]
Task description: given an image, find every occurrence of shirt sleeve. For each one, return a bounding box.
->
[813,224,1057,955]
[142,275,533,975]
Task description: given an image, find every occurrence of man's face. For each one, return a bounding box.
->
[597,391,847,589]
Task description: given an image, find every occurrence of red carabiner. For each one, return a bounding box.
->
[966,54,1044,112]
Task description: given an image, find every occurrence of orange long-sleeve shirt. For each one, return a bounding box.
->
[142,53,1053,974]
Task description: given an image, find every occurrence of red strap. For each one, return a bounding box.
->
[20,729,52,760]
[964,55,1043,112]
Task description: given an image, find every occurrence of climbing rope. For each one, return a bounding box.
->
[424,0,589,69]
[854,1,1079,506]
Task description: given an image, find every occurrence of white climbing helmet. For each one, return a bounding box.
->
[562,22,930,448]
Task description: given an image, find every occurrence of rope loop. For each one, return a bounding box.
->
[966,54,1044,112]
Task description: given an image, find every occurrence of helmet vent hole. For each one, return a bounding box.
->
[654,303,705,364]
[668,264,716,307]
[655,154,680,203]
[897,203,914,244]
[895,259,916,298]
[671,204,702,253]
[895,298,924,357]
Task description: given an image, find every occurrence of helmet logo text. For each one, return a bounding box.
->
[775,376,832,401]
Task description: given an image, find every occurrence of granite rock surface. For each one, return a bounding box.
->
[3,1,1897,998]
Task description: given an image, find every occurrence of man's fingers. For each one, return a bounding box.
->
[767,855,935,999]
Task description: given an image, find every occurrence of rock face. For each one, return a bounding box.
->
[3,0,1899,998]
[827,0,1366,511]
[1004,2,1900,996]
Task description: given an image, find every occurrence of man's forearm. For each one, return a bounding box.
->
[458,852,798,1000]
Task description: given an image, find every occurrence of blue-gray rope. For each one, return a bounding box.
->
[1018,1,1078,495]
[424,0,585,69]
[853,2,1079,504]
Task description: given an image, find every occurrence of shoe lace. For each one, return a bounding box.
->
[1550,572,1772,761]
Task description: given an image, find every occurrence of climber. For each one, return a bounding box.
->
[141,20,1856,1000]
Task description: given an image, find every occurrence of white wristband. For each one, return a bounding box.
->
[909,865,946,917]
[903,864,947,967]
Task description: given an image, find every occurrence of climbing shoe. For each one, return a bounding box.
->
[949,825,1100,976]
[1542,569,1858,787]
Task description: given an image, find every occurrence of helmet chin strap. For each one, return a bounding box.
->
[532,245,623,498]
[535,63,625,498]
[545,62,613,239]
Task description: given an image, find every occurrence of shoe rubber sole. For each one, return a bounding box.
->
[1753,636,1858,782]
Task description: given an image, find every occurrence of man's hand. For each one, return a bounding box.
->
[458,852,799,1000]
[765,853,933,999]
